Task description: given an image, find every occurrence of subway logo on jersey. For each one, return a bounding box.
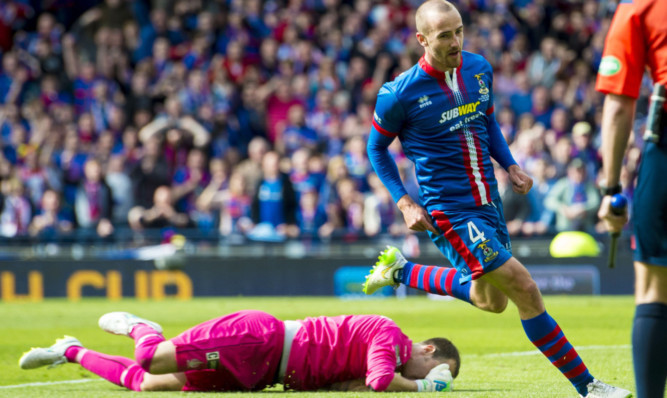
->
[439,101,481,124]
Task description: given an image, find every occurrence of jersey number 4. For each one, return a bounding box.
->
[467,221,485,243]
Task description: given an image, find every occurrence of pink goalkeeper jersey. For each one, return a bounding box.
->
[283,314,412,391]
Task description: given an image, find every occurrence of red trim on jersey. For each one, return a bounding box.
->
[422,55,456,113]
[422,266,434,293]
[472,131,492,204]
[457,132,483,206]
[431,210,484,279]
[532,325,562,347]
[436,79,456,104]
[433,267,447,295]
[552,347,577,368]
[456,68,469,102]
[563,362,588,380]
[372,118,397,138]
[486,105,494,115]
[419,56,446,80]
[418,55,464,80]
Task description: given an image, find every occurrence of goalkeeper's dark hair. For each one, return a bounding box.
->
[423,337,460,378]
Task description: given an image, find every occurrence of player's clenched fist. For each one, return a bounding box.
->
[508,165,533,195]
[415,363,453,392]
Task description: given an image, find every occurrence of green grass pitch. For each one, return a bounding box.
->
[0,296,634,397]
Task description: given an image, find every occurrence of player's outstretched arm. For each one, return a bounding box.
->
[367,129,408,203]
[367,84,409,204]
[487,109,518,170]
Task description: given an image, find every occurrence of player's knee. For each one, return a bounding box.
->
[521,278,540,296]
[509,278,539,301]
[505,268,540,295]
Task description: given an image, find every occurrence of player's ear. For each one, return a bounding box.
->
[423,344,436,356]
[416,32,428,48]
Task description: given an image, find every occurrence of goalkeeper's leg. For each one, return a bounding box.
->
[98,312,172,373]
[64,347,148,391]
[67,346,184,391]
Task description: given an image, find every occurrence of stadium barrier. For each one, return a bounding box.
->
[0,237,635,301]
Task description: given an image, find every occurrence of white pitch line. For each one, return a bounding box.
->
[468,344,631,358]
[0,378,103,389]
[0,345,631,389]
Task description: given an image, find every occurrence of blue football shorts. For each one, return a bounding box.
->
[427,198,513,284]
[633,140,667,266]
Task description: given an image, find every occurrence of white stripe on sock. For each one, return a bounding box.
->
[74,348,88,363]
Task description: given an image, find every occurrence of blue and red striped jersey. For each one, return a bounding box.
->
[368,51,516,212]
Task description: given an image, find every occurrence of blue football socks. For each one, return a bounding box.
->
[399,261,472,304]
[522,311,593,396]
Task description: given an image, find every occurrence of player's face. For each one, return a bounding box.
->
[401,345,443,379]
[417,10,464,72]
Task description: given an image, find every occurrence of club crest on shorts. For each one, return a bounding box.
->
[206,351,220,369]
[478,239,498,263]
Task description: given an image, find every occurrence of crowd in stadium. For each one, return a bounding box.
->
[0,0,648,243]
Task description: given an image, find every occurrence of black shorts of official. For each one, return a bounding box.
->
[633,133,667,266]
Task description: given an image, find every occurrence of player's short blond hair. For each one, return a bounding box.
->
[415,0,456,35]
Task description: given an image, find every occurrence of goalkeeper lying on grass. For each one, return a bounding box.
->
[19,310,458,392]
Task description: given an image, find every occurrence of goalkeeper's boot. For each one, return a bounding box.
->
[19,335,82,369]
[98,312,163,336]
[580,379,632,398]
[363,246,407,294]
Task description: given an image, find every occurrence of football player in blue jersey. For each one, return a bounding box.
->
[363,1,631,397]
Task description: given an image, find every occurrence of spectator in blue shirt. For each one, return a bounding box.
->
[28,189,74,238]
[250,151,298,238]
[544,158,600,233]
[279,104,318,157]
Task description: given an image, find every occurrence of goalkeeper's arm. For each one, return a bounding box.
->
[323,375,419,392]
[326,363,454,392]
[323,364,453,392]
[326,374,424,392]
[385,363,454,392]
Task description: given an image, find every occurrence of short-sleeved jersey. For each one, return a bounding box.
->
[284,314,412,391]
[372,52,499,211]
[596,0,667,105]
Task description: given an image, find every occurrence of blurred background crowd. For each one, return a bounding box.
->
[0,0,651,244]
